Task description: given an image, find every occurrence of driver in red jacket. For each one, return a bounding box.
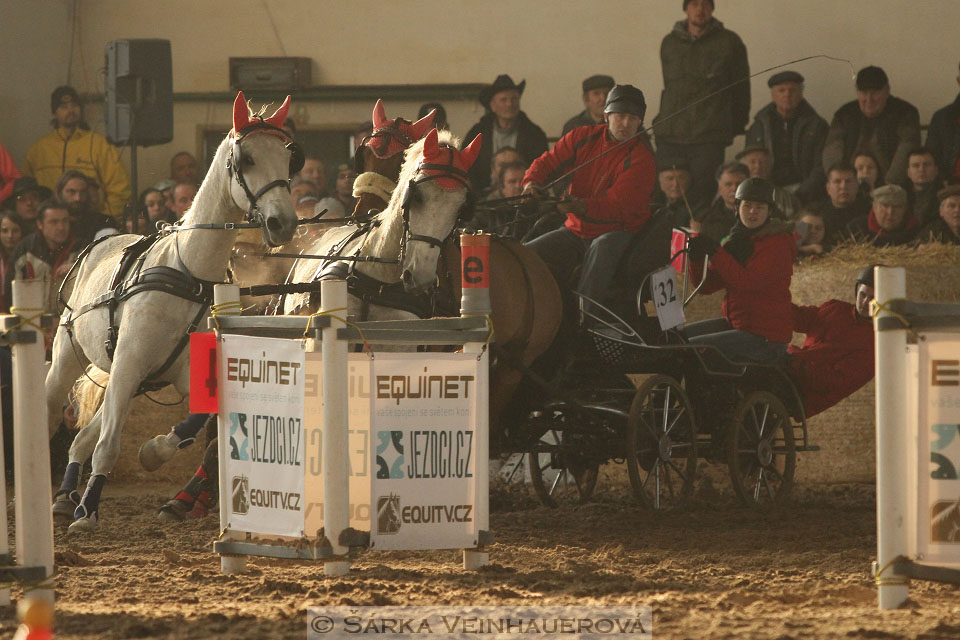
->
[788,265,876,417]
[521,84,656,309]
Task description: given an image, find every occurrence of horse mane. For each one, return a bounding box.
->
[367,129,460,257]
[181,132,234,224]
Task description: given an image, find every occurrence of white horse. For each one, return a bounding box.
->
[47,92,300,532]
[282,127,482,319]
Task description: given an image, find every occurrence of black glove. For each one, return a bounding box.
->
[686,235,719,261]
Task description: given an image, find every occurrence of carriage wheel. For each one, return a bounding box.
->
[528,429,599,508]
[625,375,697,509]
[727,391,796,507]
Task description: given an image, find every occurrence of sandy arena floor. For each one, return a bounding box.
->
[3,468,959,640]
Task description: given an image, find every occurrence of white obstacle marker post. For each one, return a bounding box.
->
[12,280,55,605]
[874,266,910,609]
[214,284,248,576]
[321,279,350,577]
[460,233,491,570]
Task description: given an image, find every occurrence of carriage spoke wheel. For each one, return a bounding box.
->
[727,391,796,508]
[528,429,599,508]
[626,375,697,509]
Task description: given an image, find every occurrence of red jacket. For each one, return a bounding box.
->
[691,231,796,343]
[787,300,874,417]
[522,124,655,239]
[0,143,21,204]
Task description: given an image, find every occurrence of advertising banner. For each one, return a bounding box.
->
[369,353,483,550]
[915,334,960,567]
[218,334,306,537]
[303,352,374,538]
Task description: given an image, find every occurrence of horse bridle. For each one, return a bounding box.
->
[398,145,474,264]
[226,119,304,227]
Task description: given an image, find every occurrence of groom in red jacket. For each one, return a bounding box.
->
[788,265,877,417]
[521,84,656,308]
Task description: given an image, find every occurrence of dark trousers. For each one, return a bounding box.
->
[655,141,727,211]
[683,317,788,364]
[525,226,634,308]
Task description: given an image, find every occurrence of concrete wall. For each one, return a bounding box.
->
[3,0,960,193]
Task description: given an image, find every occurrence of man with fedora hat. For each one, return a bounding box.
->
[3,177,52,234]
[822,66,920,187]
[23,85,130,219]
[462,74,547,192]
[562,74,616,136]
[520,84,656,311]
[745,70,828,203]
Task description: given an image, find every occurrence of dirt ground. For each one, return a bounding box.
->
[3,466,959,640]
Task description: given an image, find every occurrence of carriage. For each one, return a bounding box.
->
[488,251,820,511]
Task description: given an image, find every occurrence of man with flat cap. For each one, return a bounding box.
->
[23,85,130,219]
[822,66,920,187]
[3,177,52,234]
[745,70,828,203]
[562,74,616,136]
[847,183,919,246]
[462,74,548,192]
[520,85,656,312]
[653,0,750,211]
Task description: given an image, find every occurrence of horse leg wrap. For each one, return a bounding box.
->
[75,473,106,521]
[57,461,82,495]
[171,412,210,445]
[173,464,208,505]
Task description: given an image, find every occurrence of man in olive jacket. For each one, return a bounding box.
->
[822,66,920,187]
[745,71,828,204]
[653,0,750,210]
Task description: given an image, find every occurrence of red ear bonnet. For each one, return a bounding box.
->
[232,91,251,133]
[459,134,482,172]
[372,99,388,130]
[422,128,440,159]
[263,95,291,129]
[409,109,436,140]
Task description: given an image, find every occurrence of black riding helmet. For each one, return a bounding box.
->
[855,264,880,298]
[734,177,776,207]
[604,84,646,121]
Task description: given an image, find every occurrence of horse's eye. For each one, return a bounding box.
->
[243,155,255,167]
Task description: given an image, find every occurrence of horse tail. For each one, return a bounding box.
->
[72,366,110,429]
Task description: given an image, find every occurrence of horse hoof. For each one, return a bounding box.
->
[52,491,80,521]
[68,514,98,533]
[139,435,177,471]
[158,499,190,523]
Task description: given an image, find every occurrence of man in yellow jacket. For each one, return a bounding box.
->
[22,86,130,219]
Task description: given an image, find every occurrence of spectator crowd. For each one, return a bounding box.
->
[4,0,960,326]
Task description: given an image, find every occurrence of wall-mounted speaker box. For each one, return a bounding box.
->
[105,39,174,147]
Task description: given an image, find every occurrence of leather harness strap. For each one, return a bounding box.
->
[61,235,216,388]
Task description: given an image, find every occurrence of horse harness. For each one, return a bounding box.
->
[59,234,218,390]
[55,124,302,389]
[289,145,473,319]
[226,119,303,229]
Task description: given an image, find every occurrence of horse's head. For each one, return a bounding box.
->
[353,99,436,218]
[228,91,301,247]
[395,128,482,292]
